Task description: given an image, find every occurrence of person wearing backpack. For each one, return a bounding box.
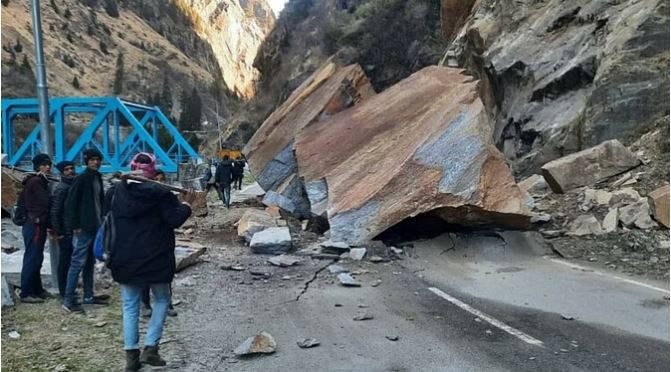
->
[105,163,195,372]
[62,149,110,313]
[49,160,76,298]
[19,154,54,303]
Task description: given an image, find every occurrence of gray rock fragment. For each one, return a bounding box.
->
[348,248,367,261]
[234,332,277,355]
[328,264,349,274]
[353,311,374,321]
[297,338,320,348]
[268,255,302,267]
[337,273,361,287]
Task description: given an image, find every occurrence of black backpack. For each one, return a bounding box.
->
[11,189,27,226]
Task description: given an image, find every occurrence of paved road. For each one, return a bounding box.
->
[161,226,669,371]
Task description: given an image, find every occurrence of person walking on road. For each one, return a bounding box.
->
[50,160,77,298]
[19,154,54,303]
[63,148,110,312]
[232,157,245,191]
[105,171,195,371]
[215,156,234,208]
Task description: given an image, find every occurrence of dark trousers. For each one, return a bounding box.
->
[219,184,231,208]
[233,175,243,190]
[56,235,74,297]
[20,223,47,298]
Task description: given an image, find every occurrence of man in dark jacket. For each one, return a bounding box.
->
[215,156,233,208]
[63,148,109,312]
[19,154,53,303]
[232,157,245,191]
[107,177,194,371]
[49,160,76,298]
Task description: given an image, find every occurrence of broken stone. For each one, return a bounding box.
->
[94,321,107,328]
[249,269,271,278]
[221,265,246,271]
[297,338,320,348]
[530,213,552,224]
[174,246,207,272]
[320,240,350,251]
[328,264,349,274]
[385,335,399,341]
[295,66,531,245]
[602,208,619,233]
[541,140,640,193]
[648,185,669,228]
[561,314,575,321]
[244,62,376,217]
[237,209,278,243]
[349,248,367,261]
[8,331,20,339]
[619,200,658,230]
[268,255,302,267]
[337,273,361,287]
[518,174,548,195]
[567,215,605,236]
[610,188,643,207]
[368,255,386,263]
[541,230,562,238]
[353,311,374,321]
[370,279,382,287]
[583,188,613,206]
[250,227,292,254]
[612,172,633,187]
[176,276,197,287]
[301,220,309,231]
[234,332,277,355]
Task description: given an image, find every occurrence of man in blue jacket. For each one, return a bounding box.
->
[107,175,194,371]
[63,148,109,312]
[49,160,76,298]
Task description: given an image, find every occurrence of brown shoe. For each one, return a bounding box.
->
[125,349,141,372]
[140,345,166,366]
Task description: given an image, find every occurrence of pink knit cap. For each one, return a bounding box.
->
[129,152,157,179]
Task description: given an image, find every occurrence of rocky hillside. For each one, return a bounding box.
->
[1,0,273,123]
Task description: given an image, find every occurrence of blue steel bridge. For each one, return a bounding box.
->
[1,97,200,173]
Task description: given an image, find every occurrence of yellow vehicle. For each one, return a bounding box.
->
[217,148,243,160]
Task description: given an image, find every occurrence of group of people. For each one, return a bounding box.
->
[19,150,196,372]
[205,155,245,208]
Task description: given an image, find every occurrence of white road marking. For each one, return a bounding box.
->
[544,256,670,295]
[428,287,544,347]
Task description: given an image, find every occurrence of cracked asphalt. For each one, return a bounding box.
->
[154,204,669,372]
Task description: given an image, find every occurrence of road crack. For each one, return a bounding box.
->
[295,260,334,301]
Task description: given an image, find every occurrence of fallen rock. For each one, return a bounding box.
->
[353,311,374,321]
[541,140,640,193]
[178,191,208,217]
[385,335,399,341]
[231,182,266,204]
[610,188,643,207]
[268,255,302,267]
[328,264,349,274]
[349,248,367,261]
[244,62,376,217]
[237,209,278,243]
[567,215,605,236]
[320,240,350,251]
[296,66,531,245]
[583,188,613,206]
[619,200,658,230]
[518,174,548,194]
[250,227,292,254]
[612,172,634,188]
[296,338,320,348]
[174,246,207,272]
[530,213,552,224]
[602,208,619,233]
[370,279,382,287]
[234,332,277,355]
[221,265,245,271]
[337,273,361,287]
[648,185,669,228]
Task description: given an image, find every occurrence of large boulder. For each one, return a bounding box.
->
[243,61,376,216]
[249,227,292,254]
[295,66,531,246]
[237,209,278,242]
[541,140,640,193]
[649,185,669,228]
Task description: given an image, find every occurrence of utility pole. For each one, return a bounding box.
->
[30,0,51,156]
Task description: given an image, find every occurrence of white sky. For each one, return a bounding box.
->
[266,0,289,16]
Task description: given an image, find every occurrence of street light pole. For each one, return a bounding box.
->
[30,0,51,157]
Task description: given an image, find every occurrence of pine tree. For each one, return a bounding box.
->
[20,54,31,72]
[72,76,80,89]
[13,38,22,53]
[113,52,124,94]
[99,40,108,54]
[159,75,172,114]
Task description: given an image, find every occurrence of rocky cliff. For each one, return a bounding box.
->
[1,0,273,119]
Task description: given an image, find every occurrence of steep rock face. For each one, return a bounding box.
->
[295,66,530,245]
[447,0,669,177]
[187,0,275,98]
[243,61,375,215]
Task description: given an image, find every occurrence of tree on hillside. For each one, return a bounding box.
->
[113,52,124,94]
[178,87,203,149]
[72,76,80,89]
[13,38,22,53]
[20,55,31,72]
[50,0,60,14]
[99,40,109,54]
[159,75,173,114]
[104,0,119,18]
[1,0,10,7]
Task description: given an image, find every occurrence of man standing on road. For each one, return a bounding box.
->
[63,148,110,312]
[106,174,194,371]
[19,154,54,303]
[49,160,76,298]
[232,156,245,191]
[215,156,234,208]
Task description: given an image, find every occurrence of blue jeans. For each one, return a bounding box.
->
[63,231,95,305]
[20,223,47,298]
[120,283,171,350]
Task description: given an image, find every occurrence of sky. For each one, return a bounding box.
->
[266,0,289,16]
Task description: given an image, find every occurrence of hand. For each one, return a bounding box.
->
[182,189,197,206]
